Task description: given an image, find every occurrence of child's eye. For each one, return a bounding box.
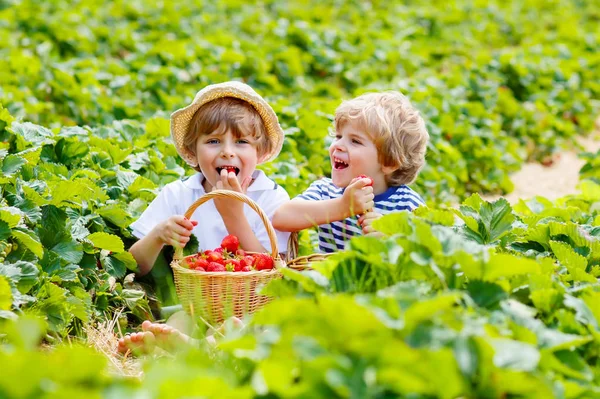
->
[237,139,250,144]
[206,139,219,144]
[352,139,362,145]
[334,135,342,140]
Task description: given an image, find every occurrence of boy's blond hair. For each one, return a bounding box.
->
[334,91,429,185]
[183,97,272,172]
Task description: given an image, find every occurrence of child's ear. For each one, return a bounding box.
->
[381,162,399,175]
[257,152,269,164]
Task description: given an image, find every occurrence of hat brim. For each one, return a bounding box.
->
[170,81,284,168]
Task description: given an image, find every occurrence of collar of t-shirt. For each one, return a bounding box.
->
[182,170,276,192]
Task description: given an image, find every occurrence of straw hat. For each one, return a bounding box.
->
[170,81,285,167]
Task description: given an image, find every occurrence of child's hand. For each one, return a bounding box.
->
[358,211,383,236]
[213,169,253,219]
[156,216,197,248]
[342,177,374,216]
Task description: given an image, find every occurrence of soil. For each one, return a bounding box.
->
[483,122,600,204]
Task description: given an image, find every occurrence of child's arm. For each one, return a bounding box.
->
[273,178,374,232]
[130,216,197,276]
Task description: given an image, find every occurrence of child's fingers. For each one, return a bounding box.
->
[180,218,197,231]
[362,185,374,195]
[227,171,242,191]
[241,176,252,193]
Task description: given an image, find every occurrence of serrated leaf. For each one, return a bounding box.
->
[112,251,138,272]
[101,255,126,278]
[11,228,44,258]
[87,232,124,252]
[0,207,23,228]
[52,239,84,264]
[97,205,132,229]
[2,154,26,175]
[12,261,39,293]
[0,220,10,240]
[55,137,89,165]
[10,122,54,146]
[550,240,588,269]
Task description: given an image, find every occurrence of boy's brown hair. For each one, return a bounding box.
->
[334,91,429,185]
[183,97,272,171]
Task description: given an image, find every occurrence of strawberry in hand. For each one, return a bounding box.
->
[351,174,373,187]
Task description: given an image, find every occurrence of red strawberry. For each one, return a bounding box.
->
[194,258,209,270]
[207,262,226,272]
[221,234,240,252]
[241,255,255,268]
[214,247,224,254]
[241,266,253,272]
[254,253,274,271]
[206,251,222,263]
[225,166,237,174]
[356,174,373,186]
[225,259,242,272]
[195,266,206,272]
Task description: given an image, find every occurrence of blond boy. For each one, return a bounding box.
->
[273,91,428,252]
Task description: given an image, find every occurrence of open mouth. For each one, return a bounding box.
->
[333,157,349,170]
[216,166,240,176]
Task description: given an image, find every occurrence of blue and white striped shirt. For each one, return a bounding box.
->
[297,178,424,253]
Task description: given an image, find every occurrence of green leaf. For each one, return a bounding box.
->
[52,239,84,264]
[0,220,10,241]
[491,339,540,371]
[0,276,12,310]
[10,122,54,146]
[55,137,89,165]
[11,228,44,258]
[550,241,587,270]
[2,154,26,175]
[12,261,39,293]
[101,255,126,278]
[564,295,599,330]
[112,251,138,272]
[483,253,541,281]
[87,232,125,253]
[0,207,23,228]
[372,212,413,236]
[466,280,507,309]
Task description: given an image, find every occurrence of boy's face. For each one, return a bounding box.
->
[195,128,262,190]
[329,121,390,193]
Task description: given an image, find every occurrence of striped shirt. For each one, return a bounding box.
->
[297,178,425,253]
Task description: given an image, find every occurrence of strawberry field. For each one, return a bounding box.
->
[1,0,600,397]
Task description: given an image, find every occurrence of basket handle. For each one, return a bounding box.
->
[173,190,279,260]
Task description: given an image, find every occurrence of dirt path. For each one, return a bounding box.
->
[483,126,600,204]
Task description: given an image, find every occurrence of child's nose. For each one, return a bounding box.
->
[220,143,235,158]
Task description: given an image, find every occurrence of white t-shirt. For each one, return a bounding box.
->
[130,170,291,254]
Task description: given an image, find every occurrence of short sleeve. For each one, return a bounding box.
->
[296,179,325,201]
[253,186,291,255]
[130,185,181,239]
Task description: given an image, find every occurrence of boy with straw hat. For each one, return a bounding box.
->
[118,82,289,354]
[129,81,290,275]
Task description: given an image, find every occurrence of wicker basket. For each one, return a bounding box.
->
[170,190,285,325]
[285,232,332,271]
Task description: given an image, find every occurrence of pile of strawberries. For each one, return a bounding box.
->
[184,234,274,272]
